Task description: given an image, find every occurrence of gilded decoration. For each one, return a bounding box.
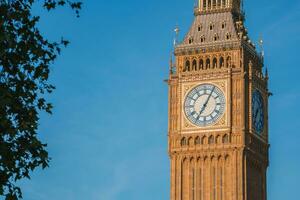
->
[167,1,269,199]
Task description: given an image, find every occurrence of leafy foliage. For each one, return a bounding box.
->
[0,0,81,199]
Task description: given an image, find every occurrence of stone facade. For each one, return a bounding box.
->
[167,1,270,200]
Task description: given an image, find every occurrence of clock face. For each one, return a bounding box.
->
[252,90,264,134]
[184,84,226,127]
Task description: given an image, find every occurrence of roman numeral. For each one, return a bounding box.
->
[188,96,196,100]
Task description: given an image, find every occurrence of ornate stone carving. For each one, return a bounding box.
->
[167,1,269,200]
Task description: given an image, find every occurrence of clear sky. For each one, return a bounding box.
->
[6,0,300,200]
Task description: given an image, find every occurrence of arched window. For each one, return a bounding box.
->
[206,58,211,69]
[199,59,204,70]
[195,137,201,145]
[203,0,207,10]
[208,0,212,9]
[213,58,218,68]
[217,0,221,8]
[216,135,221,144]
[198,24,203,32]
[201,136,207,145]
[181,137,187,146]
[213,0,217,8]
[184,60,190,72]
[214,34,219,41]
[192,59,197,71]
[223,134,229,144]
[222,0,226,7]
[226,56,231,68]
[219,57,224,68]
[208,135,214,144]
[222,22,227,29]
[226,33,231,40]
[200,35,205,43]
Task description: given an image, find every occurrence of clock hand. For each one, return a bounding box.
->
[199,104,206,115]
[199,86,216,115]
[205,86,216,106]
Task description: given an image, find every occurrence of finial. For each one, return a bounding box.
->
[173,25,180,47]
[169,52,173,72]
[265,67,269,78]
[258,35,264,58]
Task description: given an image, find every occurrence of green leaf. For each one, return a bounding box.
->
[0,0,82,199]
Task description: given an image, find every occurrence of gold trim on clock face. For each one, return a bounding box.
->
[184,83,226,127]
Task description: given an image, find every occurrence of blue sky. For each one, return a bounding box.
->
[6,0,300,199]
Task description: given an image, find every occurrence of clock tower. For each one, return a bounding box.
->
[167,1,270,200]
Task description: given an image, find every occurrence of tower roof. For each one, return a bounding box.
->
[175,0,249,54]
[177,12,239,48]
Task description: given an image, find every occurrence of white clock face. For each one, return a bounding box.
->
[184,84,226,127]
